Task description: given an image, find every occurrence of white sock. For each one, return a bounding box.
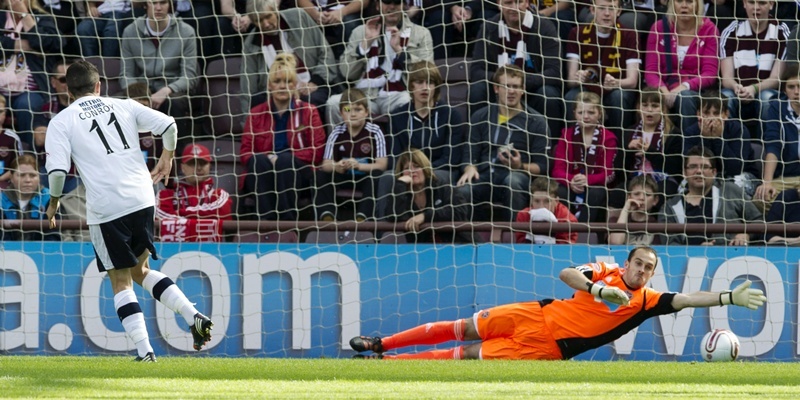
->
[142,270,200,326]
[114,290,153,358]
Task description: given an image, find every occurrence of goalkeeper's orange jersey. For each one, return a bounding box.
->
[540,261,678,359]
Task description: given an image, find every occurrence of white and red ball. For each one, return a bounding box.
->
[700,329,740,362]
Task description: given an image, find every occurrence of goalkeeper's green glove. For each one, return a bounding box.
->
[720,280,767,310]
[588,283,630,306]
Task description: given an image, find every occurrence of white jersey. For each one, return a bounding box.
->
[45,96,175,224]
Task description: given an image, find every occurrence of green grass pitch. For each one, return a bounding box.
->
[1,356,799,399]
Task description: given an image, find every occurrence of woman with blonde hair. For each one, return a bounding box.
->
[240,56,327,221]
[384,149,471,243]
[0,0,61,148]
[644,0,719,133]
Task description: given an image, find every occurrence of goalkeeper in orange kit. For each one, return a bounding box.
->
[350,246,767,360]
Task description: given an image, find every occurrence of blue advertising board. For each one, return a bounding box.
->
[0,243,796,360]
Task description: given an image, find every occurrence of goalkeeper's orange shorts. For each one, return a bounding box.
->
[474,301,563,360]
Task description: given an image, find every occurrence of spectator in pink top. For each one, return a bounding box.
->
[644,0,719,133]
[552,92,617,223]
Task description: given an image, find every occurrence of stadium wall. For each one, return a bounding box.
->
[0,243,796,361]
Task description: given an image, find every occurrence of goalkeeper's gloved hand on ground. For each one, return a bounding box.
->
[720,280,767,310]
[589,283,630,306]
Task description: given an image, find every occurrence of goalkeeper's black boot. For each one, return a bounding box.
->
[352,353,383,359]
[349,336,383,353]
[191,313,214,351]
[134,352,157,362]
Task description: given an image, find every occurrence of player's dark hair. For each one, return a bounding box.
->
[627,246,658,270]
[66,60,100,99]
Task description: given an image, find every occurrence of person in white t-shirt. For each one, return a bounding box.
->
[43,60,213,362]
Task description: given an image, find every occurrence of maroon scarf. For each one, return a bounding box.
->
[571,124,602,174]
[365,28,409,92]
[630,119,664,172]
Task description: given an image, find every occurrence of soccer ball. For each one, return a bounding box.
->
[700,329,740,362]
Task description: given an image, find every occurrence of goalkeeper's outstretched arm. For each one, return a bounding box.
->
[671,280,767,311]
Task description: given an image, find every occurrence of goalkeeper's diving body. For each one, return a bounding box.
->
[350,246,767,360]
[43,60,213,362]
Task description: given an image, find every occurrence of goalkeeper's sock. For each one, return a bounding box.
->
[382,320,465,350]
[389,347,464,360]
[142,270,199,327]
[114,290,153,358]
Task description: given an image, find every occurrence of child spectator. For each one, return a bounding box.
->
[552,91,617,223]
[0,154,59,241]
[565,0,640,133]
[514,176,578,244]
[755,62,800,212]
[608,174,660,245]
[317,88,388,221]
[614,87,683,206]
[156,143,233,242]
[683,90,758,196]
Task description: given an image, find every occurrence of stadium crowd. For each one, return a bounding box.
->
[4,0,800,245]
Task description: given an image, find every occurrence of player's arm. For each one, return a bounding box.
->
[671,280,766,311]
[559,266,630,305]
[46,170,67,229]
[151,122,178,185]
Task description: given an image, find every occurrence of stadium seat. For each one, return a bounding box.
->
[85,57,122,97]
[577,232,599,245]
[202,57,245,137]
[379,232,408,244]
[305,230,374,244]
[435,58,471,82]
[235,230,299,243]
[436,58,471,120]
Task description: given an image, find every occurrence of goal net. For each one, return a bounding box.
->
[0,0,795,361]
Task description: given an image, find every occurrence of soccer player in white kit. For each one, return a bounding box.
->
[44,60,213,362]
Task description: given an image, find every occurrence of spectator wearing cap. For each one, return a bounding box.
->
[156,143,233,242]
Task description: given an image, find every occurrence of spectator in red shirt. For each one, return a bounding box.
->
[552,91,618,223]
[514,176,578,244]
[156,144,233,241]
[240,56,326,221]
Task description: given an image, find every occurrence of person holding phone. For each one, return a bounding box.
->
[456,65,550,222]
